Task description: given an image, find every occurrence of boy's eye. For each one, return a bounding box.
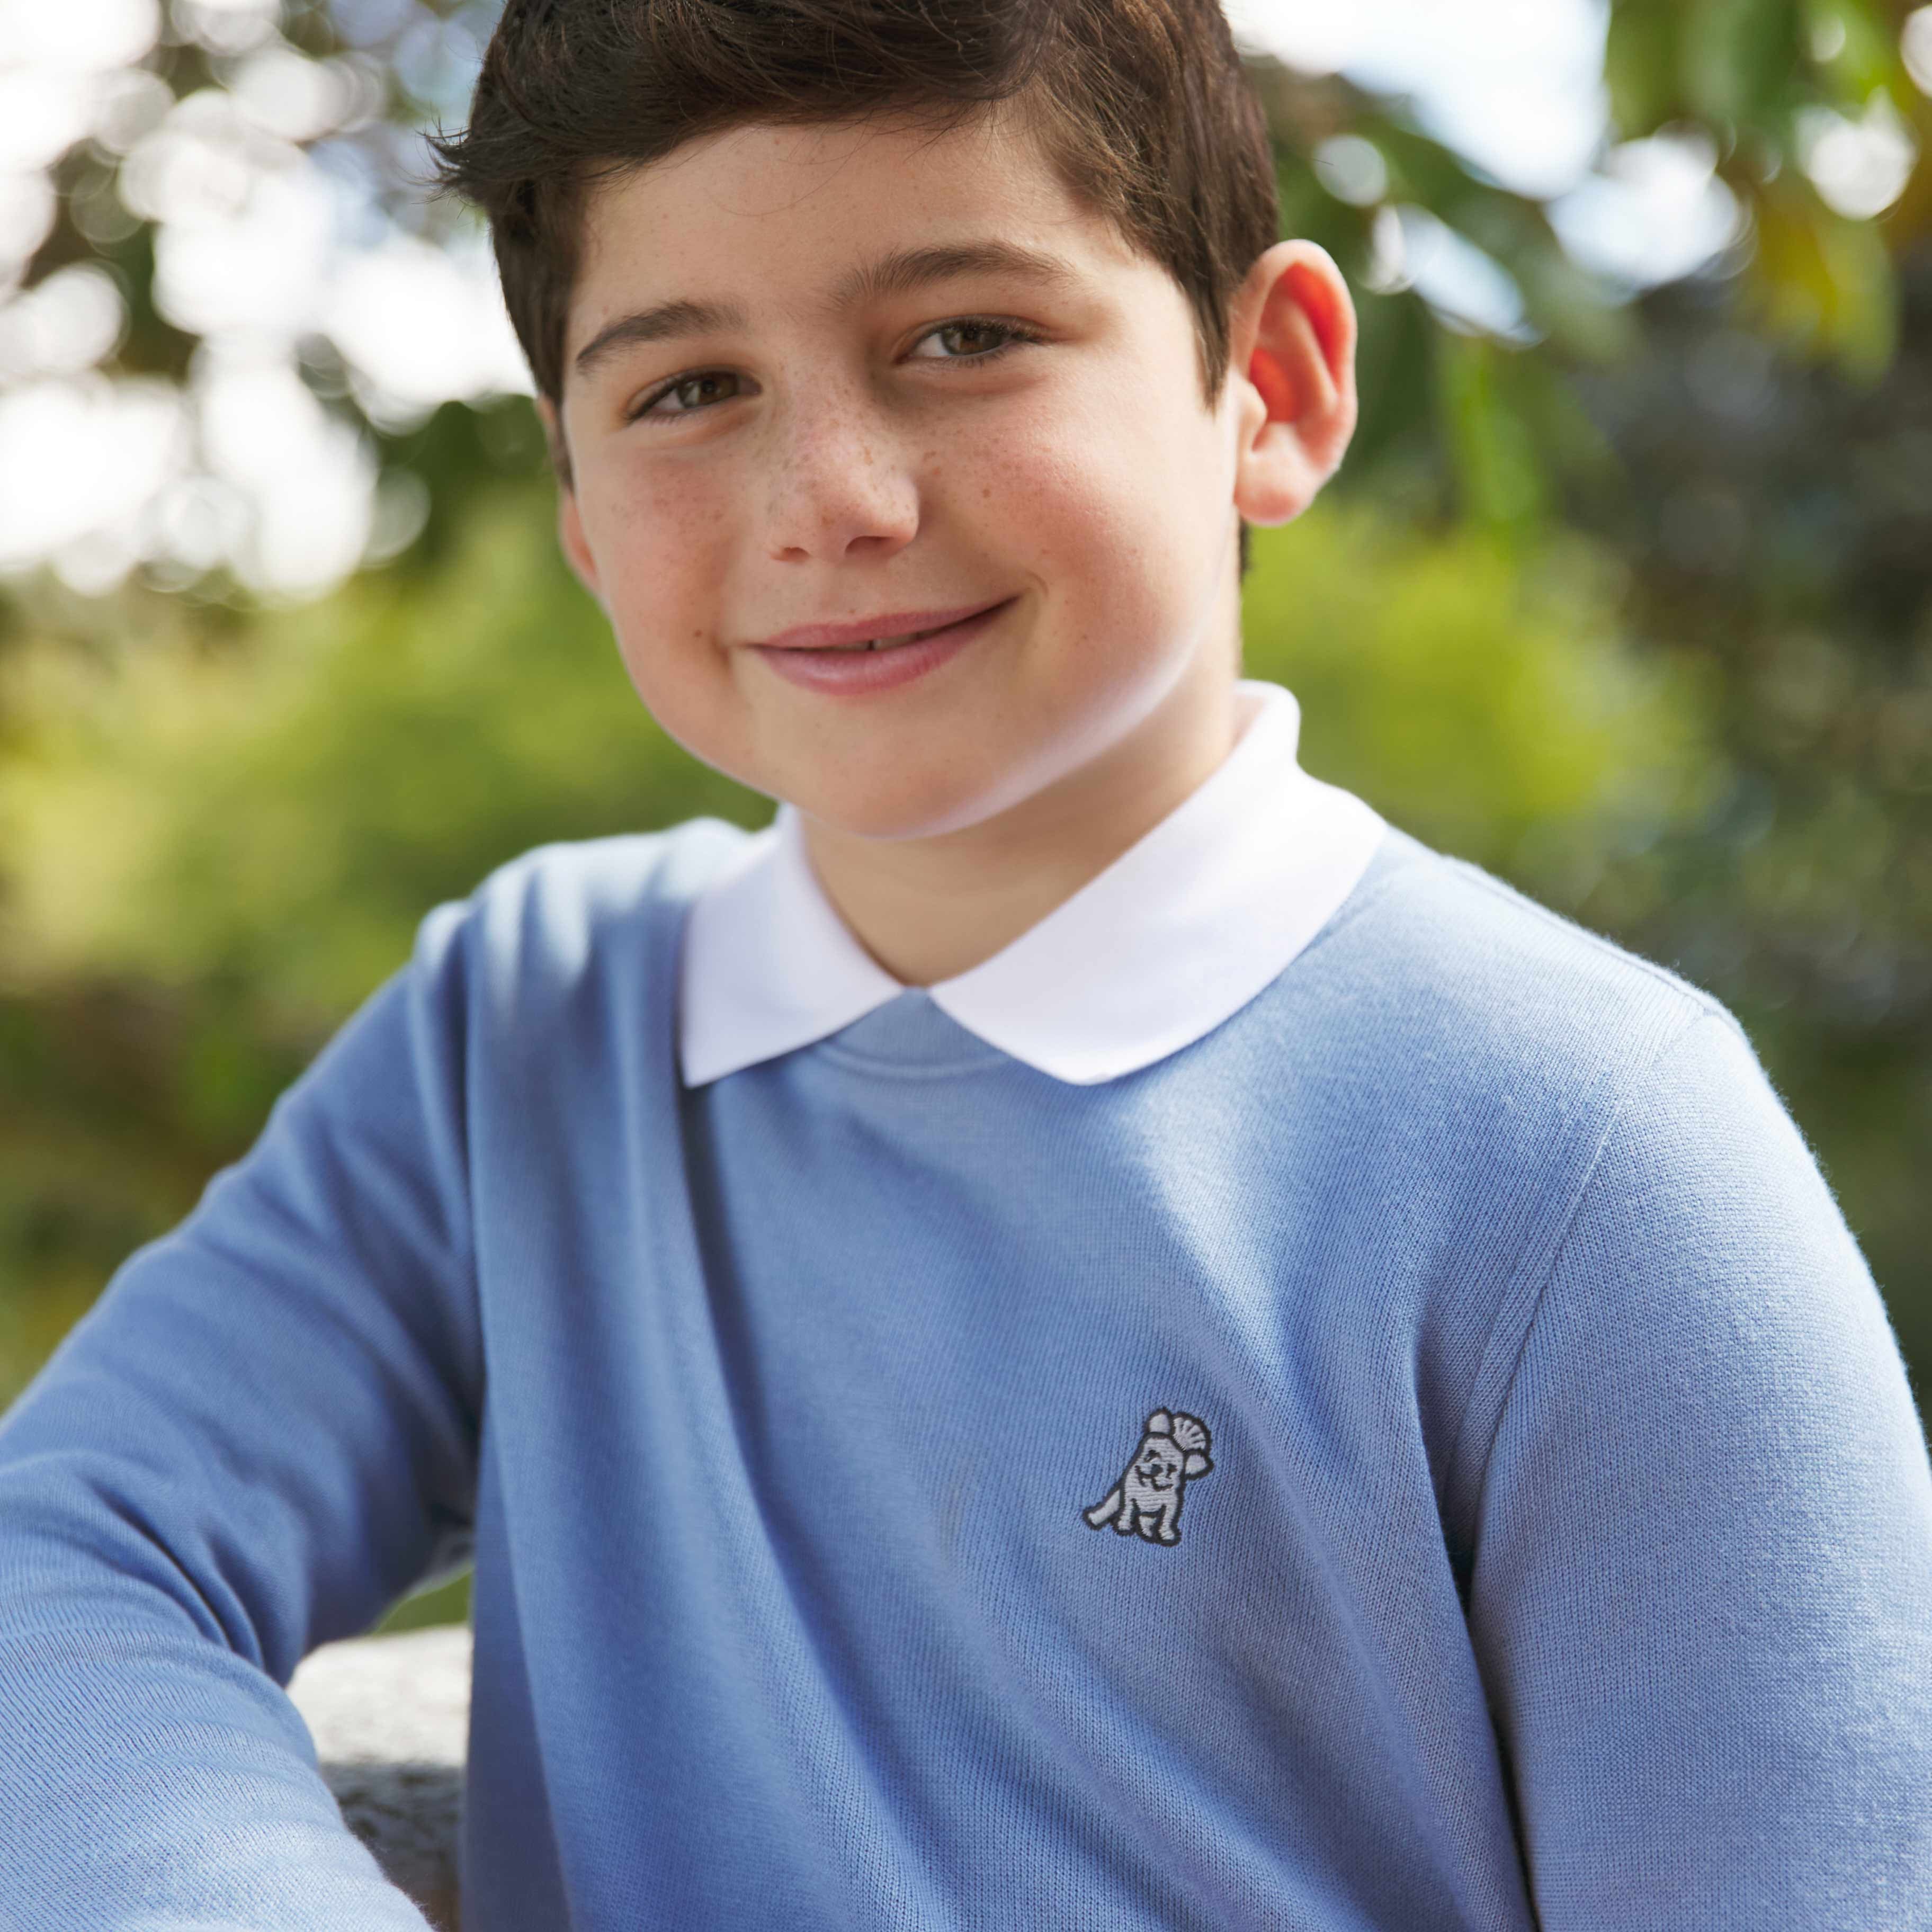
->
[632,371,745,422]
[909,318,1035,361]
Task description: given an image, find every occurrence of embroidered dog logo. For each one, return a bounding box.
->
[1083,1409,1213,1545]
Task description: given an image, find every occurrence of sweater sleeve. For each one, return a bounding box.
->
[1467,1010,1932,1928]
[0,899,484,1928]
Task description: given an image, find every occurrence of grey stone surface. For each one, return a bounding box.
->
[287,1623,472,1931]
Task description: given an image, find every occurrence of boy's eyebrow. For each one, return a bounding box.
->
[575,299,739,379]
[571,240,1084,379]
[829,239,1084,312]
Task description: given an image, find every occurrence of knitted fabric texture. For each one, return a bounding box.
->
[1,823,1928,1928]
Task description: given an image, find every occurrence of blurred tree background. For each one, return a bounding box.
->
[1,0,1929,1632]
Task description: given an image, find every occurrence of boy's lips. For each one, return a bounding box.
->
[752,597,1012,652]
[748,596,1017,697]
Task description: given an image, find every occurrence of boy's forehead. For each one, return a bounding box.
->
[565,105,1144,365]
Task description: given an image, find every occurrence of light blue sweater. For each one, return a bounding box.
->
[2,821,1929,1928]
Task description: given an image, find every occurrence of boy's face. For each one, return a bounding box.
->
[550,103,1327,842]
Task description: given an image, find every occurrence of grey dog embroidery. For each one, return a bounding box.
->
[1083,1409,1213,1545]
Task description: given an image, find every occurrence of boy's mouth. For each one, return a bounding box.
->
[824,625,949,654]
[749,596,1016,696]
[753,596,1014,655]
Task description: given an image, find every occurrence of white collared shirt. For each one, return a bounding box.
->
[678,679,1385,1088]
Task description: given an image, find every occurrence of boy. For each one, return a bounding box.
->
[2,0,1929,1924]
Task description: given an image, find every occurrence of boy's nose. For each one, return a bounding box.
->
[761,395,921,566]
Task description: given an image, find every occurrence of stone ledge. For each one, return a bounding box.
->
[287,1623,471,1931]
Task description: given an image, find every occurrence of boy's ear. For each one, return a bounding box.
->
[1228,239,1358,527]
[535,393,605,606]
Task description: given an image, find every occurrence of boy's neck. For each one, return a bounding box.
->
[797,659,1241,988]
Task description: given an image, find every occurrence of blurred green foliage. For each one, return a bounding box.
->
[1246,506,1714,892]
[3,493,762,1022]
[3,0,1932,1636]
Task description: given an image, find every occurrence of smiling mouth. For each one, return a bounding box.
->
[758,596,1017,656]
[749,596,1013,696]
[817,615,986,652]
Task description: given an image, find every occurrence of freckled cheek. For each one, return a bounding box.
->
[577,466,745,749]
[967,420,1144,589]
[982,421,1200,665]
[585,466,736,654]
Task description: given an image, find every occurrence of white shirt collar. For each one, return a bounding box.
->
[678,679,1384,1088]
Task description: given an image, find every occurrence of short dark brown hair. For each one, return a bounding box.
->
[433,0,1280,571]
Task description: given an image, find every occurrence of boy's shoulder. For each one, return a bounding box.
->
[1291,823,1744,1110]
[413,816,755,1000]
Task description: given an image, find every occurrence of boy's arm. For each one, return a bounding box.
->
[0,901,482,1928]
[1468,1011,1932,1928]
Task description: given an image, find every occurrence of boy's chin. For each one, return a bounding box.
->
[775,763,1037,846]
